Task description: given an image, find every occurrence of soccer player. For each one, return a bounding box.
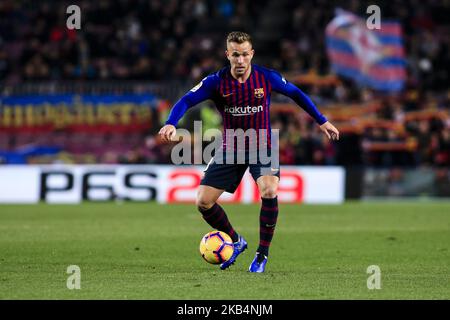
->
[159,31,339,272]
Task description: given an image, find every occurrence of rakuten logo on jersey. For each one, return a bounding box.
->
[224,105,263,116]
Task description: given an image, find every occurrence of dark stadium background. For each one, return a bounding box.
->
[1,1,448,186]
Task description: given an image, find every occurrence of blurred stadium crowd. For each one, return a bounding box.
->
[0,0,449,167]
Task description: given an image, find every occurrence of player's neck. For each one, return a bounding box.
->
[231,65,252,83]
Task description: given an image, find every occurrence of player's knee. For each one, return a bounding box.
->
[259,184,278,199]
[196,197,214,212]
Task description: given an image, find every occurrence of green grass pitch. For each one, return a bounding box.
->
[0,202,449,299]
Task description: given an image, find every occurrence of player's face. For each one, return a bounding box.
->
[226,41,254,76]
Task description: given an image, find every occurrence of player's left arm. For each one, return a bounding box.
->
[268,70,339,140]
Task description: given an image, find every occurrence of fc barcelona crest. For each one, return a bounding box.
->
[254,88,264,98]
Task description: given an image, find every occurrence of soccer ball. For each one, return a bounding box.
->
[199,231,234,264]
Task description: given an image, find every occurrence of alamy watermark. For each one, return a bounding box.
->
[366,5,381,30]
[367,265,381,289]
[66,265,81,289]
[66,5,81,30]
[170,121,280,174]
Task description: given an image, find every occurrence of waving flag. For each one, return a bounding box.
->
[325,9,406,92]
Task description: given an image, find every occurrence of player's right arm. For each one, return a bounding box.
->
[267,69,339,141]
[159,75,217,142]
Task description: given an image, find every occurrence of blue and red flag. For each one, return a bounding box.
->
[325,9,406,92]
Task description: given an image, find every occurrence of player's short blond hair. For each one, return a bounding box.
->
[226,31,252,45]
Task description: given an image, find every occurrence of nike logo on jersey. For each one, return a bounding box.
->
[222,92,234,97]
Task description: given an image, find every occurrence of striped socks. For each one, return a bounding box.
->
[199,203,239,242]
[258,197,279,257]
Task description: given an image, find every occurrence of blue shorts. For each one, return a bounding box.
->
[200,151,280,193]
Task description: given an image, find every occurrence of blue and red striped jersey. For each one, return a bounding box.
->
[165,64,327,150]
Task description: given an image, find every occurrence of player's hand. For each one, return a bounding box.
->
[158,124,176,142]
[319,121,339,141]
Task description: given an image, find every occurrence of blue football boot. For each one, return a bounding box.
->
[220,235,248,270]
[248,253,268,273]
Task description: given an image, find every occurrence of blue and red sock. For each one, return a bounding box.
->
[199,203,238,242]
[258,197,278,258]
